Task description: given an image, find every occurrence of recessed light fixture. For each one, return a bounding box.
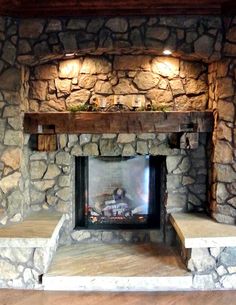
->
[163,49,172,55]
[65,53,75,58]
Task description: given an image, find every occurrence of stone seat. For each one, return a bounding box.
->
[170,212,236,248]
[170,213,236,289]
[0,211,65,289]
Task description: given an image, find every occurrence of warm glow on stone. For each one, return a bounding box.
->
[152,57,180,78]
[58,59,82,78]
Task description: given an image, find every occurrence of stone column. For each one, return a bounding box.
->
[209,17,236,224]
[0,17,29,223]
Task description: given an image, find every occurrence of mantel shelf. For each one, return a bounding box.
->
[24,111,214,134]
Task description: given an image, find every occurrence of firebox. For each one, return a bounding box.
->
[75,156,165,229]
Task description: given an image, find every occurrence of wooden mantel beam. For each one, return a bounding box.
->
[24,111,214,134]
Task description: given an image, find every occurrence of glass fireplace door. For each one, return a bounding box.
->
[75,156,161,229]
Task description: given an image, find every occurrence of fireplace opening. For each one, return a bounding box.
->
[75,156,165,229]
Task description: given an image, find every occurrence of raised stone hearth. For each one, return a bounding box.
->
[43,243,192,291]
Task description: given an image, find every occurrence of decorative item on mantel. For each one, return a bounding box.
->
[68,95,147,113]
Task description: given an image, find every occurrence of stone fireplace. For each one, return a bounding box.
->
[0,14,236,290]
[23,53,211,243]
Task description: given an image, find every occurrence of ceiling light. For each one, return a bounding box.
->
[65,53,75,58]
[163,49,172,55]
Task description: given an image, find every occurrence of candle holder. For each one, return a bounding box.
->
[132,95,143,111]
[97,97,107,111]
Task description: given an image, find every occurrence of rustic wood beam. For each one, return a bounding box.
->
[24,111,214,134]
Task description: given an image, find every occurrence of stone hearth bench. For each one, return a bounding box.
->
[170,213,236,290]
[0,211,65,289]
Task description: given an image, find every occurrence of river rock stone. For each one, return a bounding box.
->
[180,61,205,79]
[67,19,87,30]
[6,190,24,215]
[55,152,71,165]
[71,230,91,241]
[58,175,70,187]
[136,141,148,154]
[0,68,21,91]
[55,79,71,97]
[81,57,112,74]
[100,139,122,156]
[44,164,61,179]
[169,79,184,96]
[94,80,113,94]
[2,41,16,65]
[217,121,232,142]
[114,55,151,71]
[105,18,128,33]
[0,172,21,194]
[32,180,55,191]
[71,144,83,156]
[216,183,229,203]
[46,19,62,32]
[4,130,22,146]
[218,100,235,122]
[219,247,236,267]
[226,26,236,42]
[56,187,71,201]
[217,77,234,99]
[184,79,208,95]
[19,19,44,38]
[30,81,48,100]
[1,148,21,170]
[216,164,236,183]
[35,64,58,80]
[59,32,77,52]
[78,74,97,89]
[146,26,170,41]
[188,248,216,272]
[83,143,99,156]
[30,161,47,180]
[133,71,159,90]
[66,89,90,107]
[113,79,138,94]
[147,88,173,107]
[3,106,20,118]
[122,144,135,156]
[194,35,214,58]
[0,260,18,280]
[214,141,233,164]
[40,99,66,112]
[117,134,136,143]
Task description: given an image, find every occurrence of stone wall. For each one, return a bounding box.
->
[0,17,30,225]
[15,16,222,65]
[207,17,236,224]
[27,56,208,112]
[0,14,234,227]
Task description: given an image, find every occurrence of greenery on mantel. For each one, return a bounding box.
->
[67,103,169,113]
